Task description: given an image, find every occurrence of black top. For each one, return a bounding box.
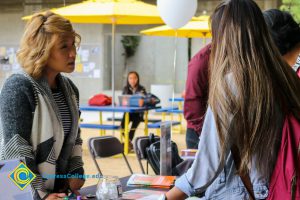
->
[122,85,146,95]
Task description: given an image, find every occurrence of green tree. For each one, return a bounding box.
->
[121,35,140,80]
[281,0,300,23]
[121,36,140,59]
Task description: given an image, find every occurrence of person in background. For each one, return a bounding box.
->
[121,71,146,151]
[0,11,84,200]
[165,0,300,199]
[183,9,300,151]
[264,9,300,76]
[183,44,210,149]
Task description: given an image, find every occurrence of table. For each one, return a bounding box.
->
[80,176,168,199]
[79,176,129,199]
[80,105,159,154]
[168,98,184,110]
[162,99,185,133]
[168,97,184,102]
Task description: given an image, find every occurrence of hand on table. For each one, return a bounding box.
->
[68,178,85,195]
[45,193,66,200]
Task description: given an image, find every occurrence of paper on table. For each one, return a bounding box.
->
[122,189,165,200]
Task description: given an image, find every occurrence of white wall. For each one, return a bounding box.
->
[0,12,24,88]
[71,23,104,103]
[100,25,190,94]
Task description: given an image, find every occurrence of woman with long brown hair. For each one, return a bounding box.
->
[164,0,300,199]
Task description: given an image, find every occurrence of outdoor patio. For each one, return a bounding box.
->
[80,113,187,187]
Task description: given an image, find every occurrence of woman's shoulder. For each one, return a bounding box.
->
[139,85,146,89]
[137,85,146,93]
[2,73,34,92]
[0,73,36,105]
[122,86,130,94]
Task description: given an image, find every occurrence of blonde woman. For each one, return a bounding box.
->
[165,0,300,199]
[0,12,84,199]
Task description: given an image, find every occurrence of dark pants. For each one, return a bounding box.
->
[121,113,143,141]
[186,128,200,149]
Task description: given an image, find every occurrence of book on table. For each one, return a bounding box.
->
[122,189,165,200]
[127,174,176,189]
[181,149,197,159]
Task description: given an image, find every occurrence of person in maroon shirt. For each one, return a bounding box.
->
[184,44,211,149]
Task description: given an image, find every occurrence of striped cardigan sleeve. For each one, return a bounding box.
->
[0,74,47,199]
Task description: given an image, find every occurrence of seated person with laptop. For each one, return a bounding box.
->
[120,71,146,151]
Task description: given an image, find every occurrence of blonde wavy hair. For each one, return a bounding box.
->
[209,0,300,178]
[17,11,81,79]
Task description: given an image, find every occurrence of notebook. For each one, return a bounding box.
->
[127,174,176,189]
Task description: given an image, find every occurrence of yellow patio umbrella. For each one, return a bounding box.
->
[22,0,164,154]
[22,0,164,25]
[140,15,211,38]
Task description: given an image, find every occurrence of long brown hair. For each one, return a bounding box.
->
[209,0,300,178]
[126,71,140,88]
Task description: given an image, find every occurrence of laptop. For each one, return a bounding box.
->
[160,122,172,175]
[0,159,34,200]
[118,95,131,106]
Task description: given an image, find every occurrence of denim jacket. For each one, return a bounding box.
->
[175,107,271,200]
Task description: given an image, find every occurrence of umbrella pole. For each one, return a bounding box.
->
[112,22,116,134]
[171,30,178,137]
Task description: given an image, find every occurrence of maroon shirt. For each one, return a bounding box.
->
[184,44,211,135]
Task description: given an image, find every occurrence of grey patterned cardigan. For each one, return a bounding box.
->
[0,72,84,199]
